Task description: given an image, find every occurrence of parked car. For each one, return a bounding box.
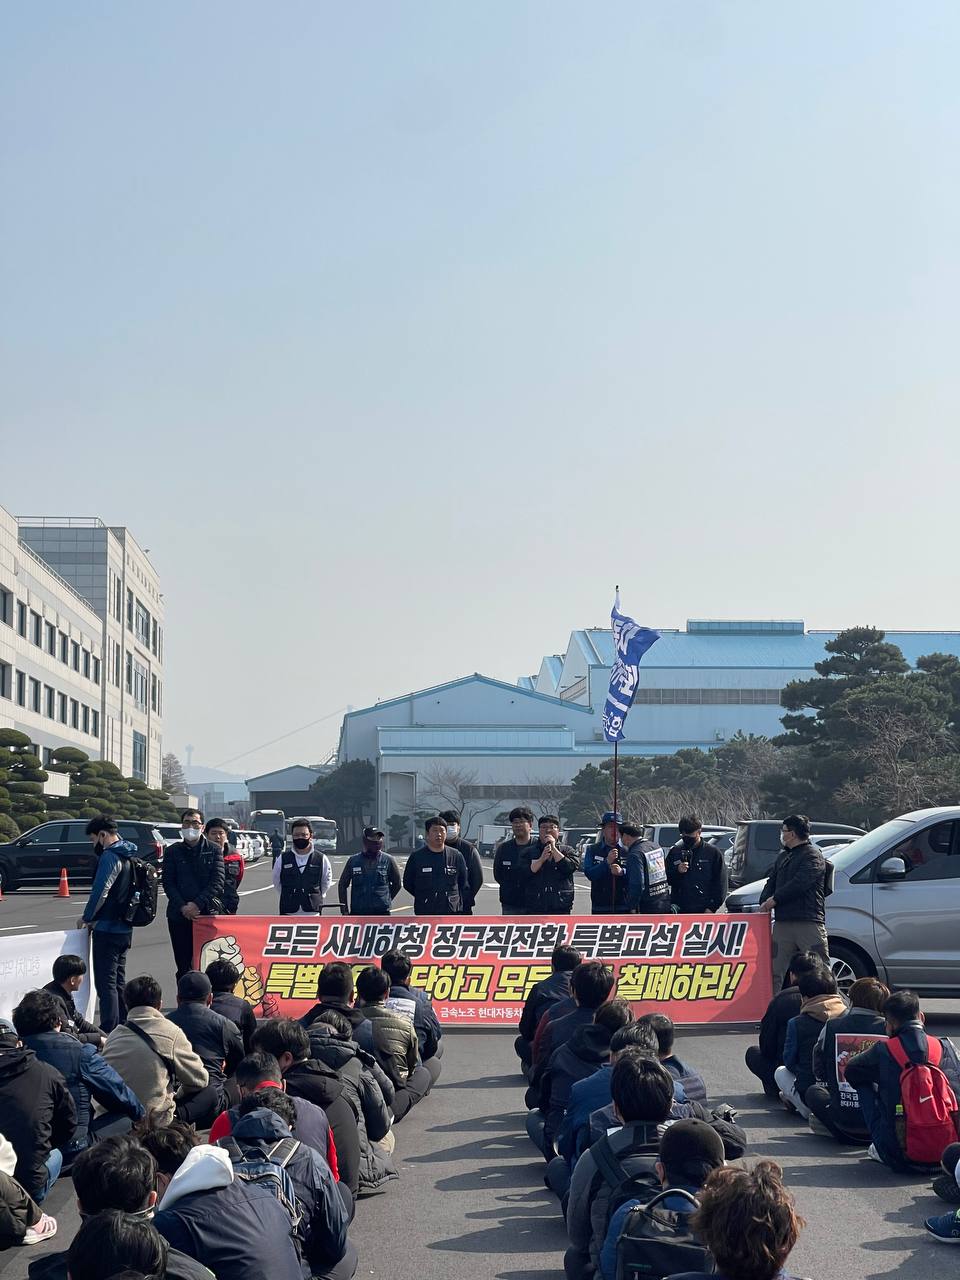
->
[725,807,960,996]
[156,823,183,848]
[642,824,735,851]
[0,819,164,893]
[238,830,265,862]
[727,818,865,889]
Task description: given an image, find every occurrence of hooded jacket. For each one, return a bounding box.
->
[162,836,225,920]
[0,1041,76,1199]
[283,1056,363,1197]
[41,982,102,1046]
[810,1004,887,1135]
[27,1208,214,1280]
[355,1002,419,1088]
[518,970,575,1045]
[153,1144,303,1280]
[209,1089,337,1180]
[783,992,848,1095]
[566,1121,662,1272]
[756,985,804,1070]
[102,1005,209,1126]
[24,1030,143,1148]
[81,839,136,935]
[541,1023,613,1152]
[305,1025,397,1194]
[229,1108,349,1273]
[300,998,369,1035]
[386,984,442,1061]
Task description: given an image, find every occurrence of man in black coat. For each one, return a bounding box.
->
[665,815,728,913]
[0,1021,75,1203]
[43,954,103,1046]
[518,816,581,915]
[439,811,485,915]
[744,951,822,1097]
[515,944,582,1070]
[493,807,537,915]
[166,972,244,1121]
[161,809,225,980]
[205,958,258,1052]
[759,813,830,992]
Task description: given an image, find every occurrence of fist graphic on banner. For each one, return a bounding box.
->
[198,934,274,1015]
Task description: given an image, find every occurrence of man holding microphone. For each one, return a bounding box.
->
[583,812,629,914]
[519,816,581,915]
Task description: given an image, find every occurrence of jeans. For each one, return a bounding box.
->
[168,916,196,981]
[92,929,131,1034]
[35,1149,62,1204]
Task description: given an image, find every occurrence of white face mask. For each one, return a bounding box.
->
[445,825,458,839]
[181,827,201,843]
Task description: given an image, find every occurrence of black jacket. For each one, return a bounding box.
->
[402,845,468,914]
[665,840,728,913]
[0,1043,76,1199]
[518,841,580,914]
[446,837,485,913]
[811,1004,887,1134]
[161,837,225,919]
[518,970,575,1044]
[210,990,258,1053]
[493,838,536,909]
[304,1026,397,1195]
[757,985,803,1068]
[24,1030,143,1148]
[166,1003,244,1088]
[29,1219,214,1280]
[300,999,369,1035]
[759,840,826,923]
[41,981,102,1045]
[283,1057,363,1197]
[541,1022,613,1151]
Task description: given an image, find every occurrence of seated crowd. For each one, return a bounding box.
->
[518,944,960,1279]
[0,946,444,1277]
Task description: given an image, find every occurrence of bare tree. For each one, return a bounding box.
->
[520,773,573,818]
[416,764,502,839]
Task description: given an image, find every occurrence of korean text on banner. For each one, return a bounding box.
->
[0,928,93,1022]
[193,915,772,1028]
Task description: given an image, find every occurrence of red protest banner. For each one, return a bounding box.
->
[193,914,771,1027]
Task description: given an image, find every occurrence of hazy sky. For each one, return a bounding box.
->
[2,3,958,779]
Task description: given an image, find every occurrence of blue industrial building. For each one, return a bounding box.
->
[336,620,960,834]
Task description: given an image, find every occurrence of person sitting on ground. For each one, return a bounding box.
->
[12,990,143,1160]
[529,1000,634,1161]
[515,945,581,1074]
[354,966,431,1118]
[637,1013,707,1103]
[744,952,823,1098]
[228,1090,355,1279]
[381,950,443,1082]
[666,1159,806,1280]
[0,1017,75,1204]
[599,1117,725,1280]
[39,1136,214,1280]
[205,959,257,1053]
[102,976,211,1128]
[925,1141,960,1242]
[300,963,369,1035]
[306,1010,397,1196]
[804,976,889,1144]
[208,1051,338,1183]
[530,962,616,1099]
[774,965,847,1118]
[251,1019,362,1199]
[845,988,960,1172]
[0,1130,55,1248]
[42,955,104,1047]
[166,971,244,1120]
[66,1209,170,1280]
[143,1115,304,1280]
[565,1051,674,1280]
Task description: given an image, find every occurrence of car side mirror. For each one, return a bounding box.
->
[877,856,907,881]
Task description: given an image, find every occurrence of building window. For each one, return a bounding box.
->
[0,662,10,700]
[58,692,68,723]
[157,626,163,663]
[16,671,26,706]
[16,601,26,637]
[0,588,11,628]
[132,731,147,781]
[135,599,150,647]
[82,650,90,679]
[71,641,80,670]
[156,680,162,716]
[59,632,68,663]
[70,698,79,729]
[126,589,133,631]
[29,678,41,713]
[30,611,42,647]
[631,687,784,706]
[91,709,100,739]
[114,644,121,688]
[151,618,158,655]
[92,656,101,685]
[42,747,53,767]
[46,623,56,656]
[44,685,55,719]
[133,660,148,711]
[460,784,573,800]
[82,705,90,734]
[115,575,123,622]
[151,674,158,711]
[125,652,133,693]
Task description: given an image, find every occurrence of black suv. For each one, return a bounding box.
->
[0,820,163,892]
[727,819,865,890]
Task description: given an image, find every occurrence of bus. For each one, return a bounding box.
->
[250,809,286,844]
[288,815,338,854]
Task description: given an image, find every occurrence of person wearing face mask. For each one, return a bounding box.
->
[337,828,401,915]
[162,810,226,981]
[438,811,485,915]
[204,819,242,914]
[77,816,137,1033]
[665,815,728,914]
[273,818,333,915]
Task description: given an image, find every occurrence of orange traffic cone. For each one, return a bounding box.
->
[57,868,70,898]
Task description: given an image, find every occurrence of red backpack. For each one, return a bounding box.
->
[887,1036,960,1165]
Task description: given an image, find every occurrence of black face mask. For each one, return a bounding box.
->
[362,841,384,856]
[292,836,312,851]
[681,835,699,848]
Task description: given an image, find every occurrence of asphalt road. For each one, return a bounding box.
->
[0,854,957,1279]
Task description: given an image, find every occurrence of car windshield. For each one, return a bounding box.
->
[826,818,914,873]
[315,823,337,839]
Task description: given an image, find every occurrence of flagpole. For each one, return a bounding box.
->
[612,584,620,909]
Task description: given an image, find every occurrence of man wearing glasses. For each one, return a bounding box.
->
[161,809,225,980]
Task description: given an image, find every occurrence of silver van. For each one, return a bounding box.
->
[725,806,960,996]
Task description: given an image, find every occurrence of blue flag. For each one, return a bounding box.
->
[602,592,661,743]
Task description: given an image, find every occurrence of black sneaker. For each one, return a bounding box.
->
[933,1173,960,1206]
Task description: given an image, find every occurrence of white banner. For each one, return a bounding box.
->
[0,929,93,1023]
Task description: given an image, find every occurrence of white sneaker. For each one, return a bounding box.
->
[21,1214,57,1246]
[866,1143,883,1163]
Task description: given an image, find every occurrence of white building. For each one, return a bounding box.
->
[1,507,165,788]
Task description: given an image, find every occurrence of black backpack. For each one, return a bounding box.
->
[615,1188,713,1280]
[592,1134,661,1241]
[122,857,160,927]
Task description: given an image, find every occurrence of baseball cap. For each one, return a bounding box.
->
[363,827,385,840]
[659,1118,725,1183]
[177,971,213,1001]
[601,811,623,826]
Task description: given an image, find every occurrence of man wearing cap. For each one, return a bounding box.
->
[166,971,244,1123]
[583,813,629,915]
[337,828,402,915]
